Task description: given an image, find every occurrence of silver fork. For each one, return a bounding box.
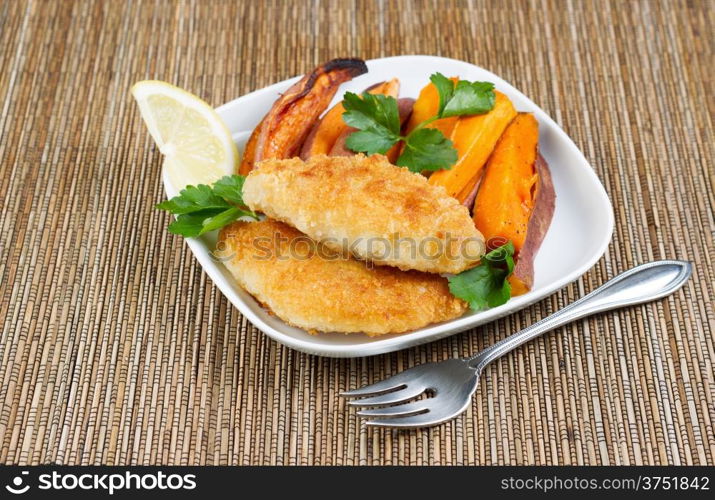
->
[342,260,692,428]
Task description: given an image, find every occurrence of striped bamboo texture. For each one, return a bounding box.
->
[0,0,713,465]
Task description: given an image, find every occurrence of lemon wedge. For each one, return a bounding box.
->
[131,80,238,191]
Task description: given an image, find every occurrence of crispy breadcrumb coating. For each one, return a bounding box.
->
[216,219,468,336]
[242,154,485,274]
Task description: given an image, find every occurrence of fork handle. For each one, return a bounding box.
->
[466,260,691,370]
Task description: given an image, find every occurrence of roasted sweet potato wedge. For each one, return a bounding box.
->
[238,58,367,174]
[299,101,346,159]
[473,113,539,250]
[240,116,263,175]
[471,113,555,295]
[300,78,400,159]
[364,78,401,97]
[428,91,517,200]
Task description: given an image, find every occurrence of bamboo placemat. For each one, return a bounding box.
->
[0,0,713,465]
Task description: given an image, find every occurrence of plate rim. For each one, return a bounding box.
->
[165,54,614,358]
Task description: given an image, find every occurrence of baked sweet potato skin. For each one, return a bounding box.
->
[239,58,367,174]
[459,172,483,211]
[428,91,517,200]
[300,79,400,160]
[509,153,555,295]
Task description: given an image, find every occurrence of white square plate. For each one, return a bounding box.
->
[163,55,613,358]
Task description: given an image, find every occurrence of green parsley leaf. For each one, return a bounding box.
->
[213,174,248,205]
[429,73,455,117]
[345,128,398,155]
[447,242,515,311]
[157,175,258,237]
[396,128,458,172]
[343,92,401,136]
[156,184,229,214]
[167,210,224,237]
[441,80,495,118]
[429,72,496,118]
[199,206,251,234]
[342,92,401,154]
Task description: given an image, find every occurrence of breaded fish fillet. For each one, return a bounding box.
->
[242,154,485,274]
[216,219,467,336]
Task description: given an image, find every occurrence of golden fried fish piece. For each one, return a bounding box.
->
[242,154,485,274]
[216,219,468,336]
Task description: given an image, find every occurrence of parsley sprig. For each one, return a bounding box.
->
[447,242,515,311]
[342,73,495,172]
[156,175,258,237]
